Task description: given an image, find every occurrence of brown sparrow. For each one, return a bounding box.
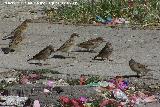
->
[77,37,105,52]
[129,59,151,76]
[27,45,54,62]
[56,33,79,56]
[93,42,113,61]
[2,19,32,40]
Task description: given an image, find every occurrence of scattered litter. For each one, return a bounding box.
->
[52,86,64,94]
[0,78,17,83]
[0,71,159,106]
[112,89,128,102]
[80,74,86,85]
[0,96,28,106]
[43,88,50,93]
[95,15,130,26]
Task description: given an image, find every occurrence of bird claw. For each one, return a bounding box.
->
[137,75,141,78]
[36,63,43,66]
[89,50,96,53]
[101,59,105,61]
[43,63,51,65]
[109,59,113,61]
[37,63,50,66]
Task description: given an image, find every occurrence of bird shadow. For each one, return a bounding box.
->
[28,62,42,66]
[72,49,96,53]
[51,55,76,59]
[122,75,140,78]
[121,75,159,80]
[92,58,114,62]
[92,58,106,61]
[28,62,50,66]
[1,47,15,54]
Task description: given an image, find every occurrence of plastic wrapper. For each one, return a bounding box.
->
[0,96,28,106]
[112,89,128,102]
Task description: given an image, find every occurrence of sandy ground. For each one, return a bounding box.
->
[0,2,160,107]
[0,21,160,79]
[0,0,159,79]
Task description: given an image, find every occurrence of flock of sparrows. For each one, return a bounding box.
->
[1,19,152,77]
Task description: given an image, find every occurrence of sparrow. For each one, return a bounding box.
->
[4,29,24,54]
[56,33,79,56]
[129,59,151,76]
[27,45,54,65]
[2,19,32,40]
[93,42,113,61]
[77,37,106,52]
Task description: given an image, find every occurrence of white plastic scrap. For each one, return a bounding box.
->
[0,78,17,83]
[43,79,69,87]
[0,96,28,106]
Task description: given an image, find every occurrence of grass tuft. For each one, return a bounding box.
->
[43,0,160,26]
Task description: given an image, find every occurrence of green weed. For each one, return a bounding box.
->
[43,0,160,26]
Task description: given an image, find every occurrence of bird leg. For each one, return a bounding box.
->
[37,60,43,66]
[43,60,51,66]
[93,56,97,60]
[136,73,141,78]
[36,63,43,66]
[41,60,50,66]
[90,49,96,53]
[86,49,90,52]
[67,52,70,56]
[66,52,76,59]
[108,59,113,61]
[34,60,44,66]
[101,58,105,61]
[107,57,113,61]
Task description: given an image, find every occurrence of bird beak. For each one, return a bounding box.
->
[52,49,55,52]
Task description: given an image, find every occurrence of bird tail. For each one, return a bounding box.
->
[147,68,157,72]
[93,55,97,60]
[2,47,15,54]
[3,48,11,54]
[2,34,13,40]
[56,48,60,52]
[27,58,33,62]
[76,43,80,47]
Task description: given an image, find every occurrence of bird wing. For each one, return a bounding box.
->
[131,62,147,73]
[2,28,20,40]
[32,48,48,59]
[96,46,106,56]
[57,39,73,51]
[78,40,95,47]
[3,21,27,39]
[9,36,23,47]
[136,62,146,69]
[10,24,23,35]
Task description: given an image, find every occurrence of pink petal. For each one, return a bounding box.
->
[33,100,40,107]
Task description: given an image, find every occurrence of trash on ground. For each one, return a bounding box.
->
[95,15,130,26]
[0,71,159,106]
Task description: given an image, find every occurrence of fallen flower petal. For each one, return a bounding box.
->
[100,99,117,107]
[71,98,84,107]
[33,100,40,107]
[79,96,88,103]
[143,95,157,103]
